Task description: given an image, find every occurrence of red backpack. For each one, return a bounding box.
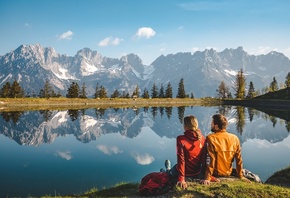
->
[138,172,172,196]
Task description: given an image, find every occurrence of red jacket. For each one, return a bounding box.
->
[176,129,206,182]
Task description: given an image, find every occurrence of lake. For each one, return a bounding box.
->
[0,105,290,197]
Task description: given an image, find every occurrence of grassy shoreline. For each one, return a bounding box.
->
[0,97,223,111]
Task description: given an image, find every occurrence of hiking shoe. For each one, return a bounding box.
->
[160,168,166,172]
[165,160,171,170]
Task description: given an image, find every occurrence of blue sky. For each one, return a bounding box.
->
[0,0,290,65]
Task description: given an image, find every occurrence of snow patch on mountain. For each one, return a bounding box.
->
[81,62,98,76]
[108,64,122,74]
[52,67,76,80]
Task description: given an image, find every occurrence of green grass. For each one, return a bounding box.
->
[45,179,290,198]
[35,166,290,197]
[254,87,290,100]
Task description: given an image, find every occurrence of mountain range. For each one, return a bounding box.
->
[0,44,290,97]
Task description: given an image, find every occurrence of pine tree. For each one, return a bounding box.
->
[269,77,278,92]
[132,85,140,98]
[79,83,87,98]
[0,82,11,98]
[190,92,194,99]
[142,88,150,98]
[66,82,80,98]
[99,86,108,98]
[158,84,165,98]
[165,82,173,98]
[39,80,55,98]
[111,89,120,98]
[176,78,186,98]
[121,91,127,98]
[285,72,290,88]
[94,83,100,98]
[151,83,159,98]
[217,81,229,99]
[234,69,246,99]
[246,81,256,99]
[10,80,25,98]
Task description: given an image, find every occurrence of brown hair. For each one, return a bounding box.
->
[212,114,228,130]
[184,115,202,148]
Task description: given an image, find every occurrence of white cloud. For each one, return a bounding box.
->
[58,30,74,40]
[135,27,156,39]
[97,145,123,155]
[131,152,154,165]
[98,37,123,46]
[56,150,72,160]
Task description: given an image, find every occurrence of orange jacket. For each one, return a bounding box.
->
[204,130,243,180]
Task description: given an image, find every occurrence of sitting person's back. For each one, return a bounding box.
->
[205,127,242,178]
[201,114,247,185]
[165,115,206,189]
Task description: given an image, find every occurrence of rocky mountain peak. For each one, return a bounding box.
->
[0,44,289,98]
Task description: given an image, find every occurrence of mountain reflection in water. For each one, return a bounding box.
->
[0,105,290,197]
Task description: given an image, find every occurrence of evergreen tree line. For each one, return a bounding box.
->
[0,78,194,99]
[217,70,290,99]
[0,80,25,98]
[2,72,290,99]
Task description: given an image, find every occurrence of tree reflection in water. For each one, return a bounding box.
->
[0,105,290,135]
[0,111,24,124]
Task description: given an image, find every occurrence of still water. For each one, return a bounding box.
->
[0,105,290,197]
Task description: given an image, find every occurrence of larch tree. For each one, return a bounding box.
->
[234,69,246,99]
[217,81,230,99]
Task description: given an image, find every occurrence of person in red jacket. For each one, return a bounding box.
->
[164,115,206,189]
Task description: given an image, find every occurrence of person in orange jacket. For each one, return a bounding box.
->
[201,114,250,185]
